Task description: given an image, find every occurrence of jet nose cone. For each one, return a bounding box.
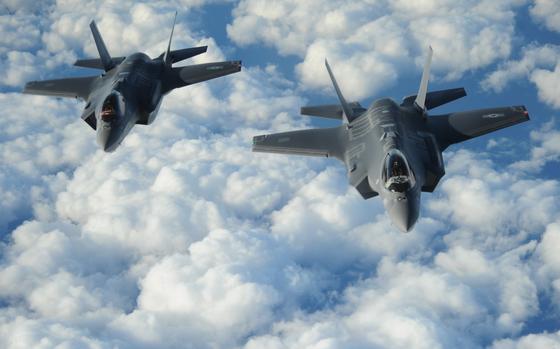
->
[391,205,416,232]
[387,193,420,232]
[103,140,118,152]
[96,124,119,152]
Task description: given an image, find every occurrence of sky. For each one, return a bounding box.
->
[0,0,560,348]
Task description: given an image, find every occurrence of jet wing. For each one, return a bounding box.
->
[428,106,529,149]
[253,127,345,160]
[163,60,241,92]
[23,76,98,100]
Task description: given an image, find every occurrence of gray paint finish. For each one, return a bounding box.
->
[253,51,529,232]
[23,14,241,152]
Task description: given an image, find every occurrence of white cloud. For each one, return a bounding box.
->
[531,63,560,109]
[0,13,43,55]
[1,1,560,349]
[228,0,525,99]
[511,120,560,171]
[245,258,484,349]
[481,44,560,109]
[530,0,560,33]
[481,44,560,92]
[0,94,94,232]
[490,331,560,349]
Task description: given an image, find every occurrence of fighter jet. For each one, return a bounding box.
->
[252,47,529,232]
[23,14,241,152]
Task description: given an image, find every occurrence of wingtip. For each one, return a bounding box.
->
[252,135,266,146]
[522,105,530,120]
[22,80,35,91]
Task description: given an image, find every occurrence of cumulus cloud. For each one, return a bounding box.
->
[3,115,559,349]
[481,44,560,109]
[491,330,560,348]
[227,0,525,99]
[530,0,560,33]
[0,0,231,88]
[531,63,560,109]
[0,94,95,232]
[511,120,560,171]
[0,12,43,54]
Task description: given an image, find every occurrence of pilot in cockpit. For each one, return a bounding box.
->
[392,160,404,177]
[384,151,413,193]
[101,94,118,122]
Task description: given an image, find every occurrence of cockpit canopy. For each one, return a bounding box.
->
[383,150,414,193]
[101,91,124,122]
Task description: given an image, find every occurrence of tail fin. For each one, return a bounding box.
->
[414,46,433,111]
[89,20,114,72]
[325,59,354,122]
[163,12,178,66]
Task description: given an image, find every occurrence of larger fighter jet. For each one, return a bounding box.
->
[23,14,241,152]
[253,47,529,232]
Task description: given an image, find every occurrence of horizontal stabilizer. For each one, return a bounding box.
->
[74,57,125,69]
[163,60,241,92]
[428,105,529,150]
[23,76,98,100]
[301,102,365,120]
[253,126,345,160]
[167,46,207,64]
[401,87,466,110]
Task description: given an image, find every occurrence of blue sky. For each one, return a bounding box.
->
[1,1,560,348]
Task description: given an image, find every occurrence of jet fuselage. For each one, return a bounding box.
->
[89,53,165,151]
[344,98,433,231]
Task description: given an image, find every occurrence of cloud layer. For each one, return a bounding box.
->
[227,0,526,99]
[1,1,560,349]
[482,44,560,109]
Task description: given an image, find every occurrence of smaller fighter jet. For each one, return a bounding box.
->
[23,13,241,152]
[253,47,529,231]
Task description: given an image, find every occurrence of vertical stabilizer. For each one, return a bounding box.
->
[414,46,433,111]
[325,59,354,122]
[89,20,114,72]
[163,12,178,66]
